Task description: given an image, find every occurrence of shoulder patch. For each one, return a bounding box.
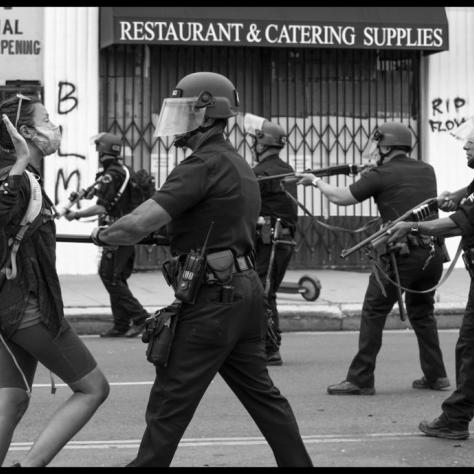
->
[101,174,113,184]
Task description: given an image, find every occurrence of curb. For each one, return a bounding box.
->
[65,303,466,335]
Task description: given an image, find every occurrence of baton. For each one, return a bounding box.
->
[56,233,169,246]
[389,250,406,321]
[257,163,369,182]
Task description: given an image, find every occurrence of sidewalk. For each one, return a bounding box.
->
[60,267,471,334]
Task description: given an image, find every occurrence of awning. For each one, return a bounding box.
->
[100,7,449,52]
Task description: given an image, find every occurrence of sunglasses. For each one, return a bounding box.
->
[14,93,32,129]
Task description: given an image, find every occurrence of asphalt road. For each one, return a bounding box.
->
[4,327,474,467]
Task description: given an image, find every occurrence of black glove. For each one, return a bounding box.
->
[90,226,109,247]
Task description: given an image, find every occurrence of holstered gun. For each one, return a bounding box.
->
[142,301,182,368]
[257,217,273,245]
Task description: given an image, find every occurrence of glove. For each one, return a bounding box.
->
[65,210,79,221]
[90,226,109,247]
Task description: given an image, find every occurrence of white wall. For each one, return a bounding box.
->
[422,6,474,267]
[42,7,100,274]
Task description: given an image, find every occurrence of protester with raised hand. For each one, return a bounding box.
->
[0,96,109,467]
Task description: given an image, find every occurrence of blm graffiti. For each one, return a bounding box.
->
[54,81,87,209]
[429,97,467,133]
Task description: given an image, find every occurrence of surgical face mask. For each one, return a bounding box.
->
[30,125,61,156]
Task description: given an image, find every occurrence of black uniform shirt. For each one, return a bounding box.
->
[252,154,298,231]
[449,178,474,249]
[152,133,261,257]
[349,154,439,222]
[95,161,134,218]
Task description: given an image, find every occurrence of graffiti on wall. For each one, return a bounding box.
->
[54,81,88,208]
[57,81,78,115]
[429,97,467,133]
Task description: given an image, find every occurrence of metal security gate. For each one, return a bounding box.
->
[99,45,420,270]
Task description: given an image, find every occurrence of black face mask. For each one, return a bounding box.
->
[376,146,392,166]
[99,154,118,167]
[173,123,216,149]
[173,132,192,149]
[251,139,261,161]
[468,157,474,169]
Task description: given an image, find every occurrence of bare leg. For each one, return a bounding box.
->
[20,367,109,467]
[0,388,30,466]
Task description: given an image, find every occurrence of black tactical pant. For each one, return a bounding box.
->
[255,239,294,352]
[127,270,312,467]
[99,245,148,332]
[347,245,447,389]
[440,275,474,429]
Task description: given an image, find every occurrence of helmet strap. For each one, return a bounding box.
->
[376,145,391,166]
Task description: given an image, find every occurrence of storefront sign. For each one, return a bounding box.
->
[113,18,447,50]
[0,7,43,83]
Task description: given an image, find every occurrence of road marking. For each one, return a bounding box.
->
[9,432,447,451]
[290,329,460,336]
[32,381,154,388]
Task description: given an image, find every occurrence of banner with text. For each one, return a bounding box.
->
[112,18,448,51]
[0,7,43,84]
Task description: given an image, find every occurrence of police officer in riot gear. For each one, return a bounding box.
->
[296,121,449,395]
[387,118,474,440]
[245,113,298,366]
[89,71,313,467]
[65,133,149,338]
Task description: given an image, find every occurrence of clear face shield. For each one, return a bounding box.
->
[244,113,267,159]
[451,117,474,168]
[362,129,383,165]
[243,113,266,137]
[153,98,207,138]
[450,117,474,144]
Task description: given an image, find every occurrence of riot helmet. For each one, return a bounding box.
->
[153,72,239,145]
[92,132,122,164]
[244,113,286,160]
[364,122,412,165]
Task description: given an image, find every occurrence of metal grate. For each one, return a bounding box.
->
[99,45,420,270]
